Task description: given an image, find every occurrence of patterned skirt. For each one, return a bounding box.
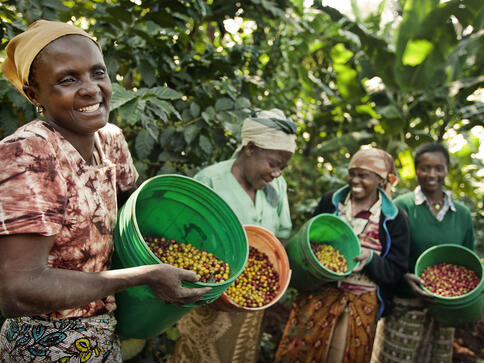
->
[275,286,378,363]
[370,297,454,363]
[168,305,264,363]
[0,313,122,362]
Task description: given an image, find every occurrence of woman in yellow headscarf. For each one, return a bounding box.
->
[0,20,210,362]
[170,108,297,363]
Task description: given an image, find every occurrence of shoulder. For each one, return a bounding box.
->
[393,191,414,209]
[195,160,233,179]
[451,198,472,217]
[97,122,125,143]
[0,121,58,155]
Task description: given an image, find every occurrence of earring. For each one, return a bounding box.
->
[35,104,45,114]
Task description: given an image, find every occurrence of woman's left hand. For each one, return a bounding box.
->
[352,247,371,272]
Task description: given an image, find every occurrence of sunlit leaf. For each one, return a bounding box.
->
[402,39,434,66]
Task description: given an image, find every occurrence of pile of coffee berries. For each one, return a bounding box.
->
[420,263,480,297]
[224,246,280,308]
[311,242,348,273]
[144,236,230,283]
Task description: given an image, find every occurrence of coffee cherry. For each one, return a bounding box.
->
[225,246,279,308]
[311,242,348,273]
[144,236,230,283]
[420,263,480,297]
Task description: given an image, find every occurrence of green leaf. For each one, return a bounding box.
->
[158,151,186,163]
[184,123,202,144]
[190,102,201,118]
[141,114,159,141]
[135,129,155,159]
[378,105,403,119]
[111,83,137,111]
[140,87,182,100]
[235,97,251,110]
[148,98,181,119]
[118,98,146,126]
[215,98,233,112]
[159,126,176,148]
[402,39,434,66]
[139,59,156,88]
[198,135,212,156]
[317,131,373,153]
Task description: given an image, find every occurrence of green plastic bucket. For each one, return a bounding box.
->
[415,244,484,327]
[285,213,361,291]
[111,174,249,338]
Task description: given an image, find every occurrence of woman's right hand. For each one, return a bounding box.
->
[404,272,434,299]
[147,264,212,306]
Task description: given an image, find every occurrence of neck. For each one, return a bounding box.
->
[422,189,444,203]
[231,157,256,201]
[46,120,96,163]
[350,191,379,216]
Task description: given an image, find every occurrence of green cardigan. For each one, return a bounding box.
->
[393,191,475,274]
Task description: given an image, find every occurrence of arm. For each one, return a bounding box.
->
[0,234,211,318]
[312,191,336,217]
[363,208,410,285]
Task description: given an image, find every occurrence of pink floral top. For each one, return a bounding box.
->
[0,120,138,319]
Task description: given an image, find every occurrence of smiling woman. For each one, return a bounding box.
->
[169,109,297,363]
[275,147,410,363]
[0,20,211,362]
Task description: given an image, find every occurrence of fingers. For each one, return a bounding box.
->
[176,268,199,282]
[160,286,212,306]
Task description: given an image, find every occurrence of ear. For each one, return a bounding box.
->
[23,84,40,106]
[244,141,257,156]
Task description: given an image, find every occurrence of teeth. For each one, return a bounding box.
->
[78,103,100,112]
[352,187,363,192]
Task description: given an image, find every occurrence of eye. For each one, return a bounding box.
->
[94,69,106,78]
[58,76,76,85]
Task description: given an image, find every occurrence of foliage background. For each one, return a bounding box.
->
[1,0,483,360]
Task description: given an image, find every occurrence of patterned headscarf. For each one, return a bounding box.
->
[349,148,399,197]
[1,19,100,102]
[240,109,297,153]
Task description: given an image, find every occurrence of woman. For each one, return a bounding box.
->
[371,143,475,363]
[0,20,210,362]
[275,148,410,363]
[169,109,297,363]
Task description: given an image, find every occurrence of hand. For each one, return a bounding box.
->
[147,264,212,306]
[404,273,434,300]
[352,247,371,272]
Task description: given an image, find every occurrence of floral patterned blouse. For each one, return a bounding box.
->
[0,120,138,319]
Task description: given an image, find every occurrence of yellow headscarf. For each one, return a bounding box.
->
[1,19,100,102]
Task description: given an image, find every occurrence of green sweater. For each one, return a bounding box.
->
[394,191,475,273]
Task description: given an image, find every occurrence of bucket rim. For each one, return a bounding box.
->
[129,174,249,287]
[219,224,292,311]
[304,213,361,277]
[415,244,484,301]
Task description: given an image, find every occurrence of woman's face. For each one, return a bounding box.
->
[244,145,292,190]
[346,167,382,202]
[26,35,112,138]
[415,151,448,194]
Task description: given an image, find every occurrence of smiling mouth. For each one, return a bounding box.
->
[77,103,101,113]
